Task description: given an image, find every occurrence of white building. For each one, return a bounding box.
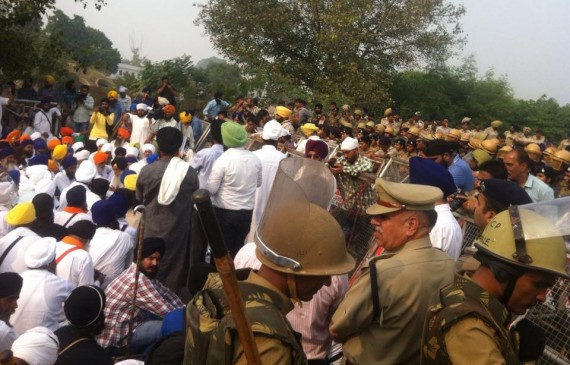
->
[109,63,143,79]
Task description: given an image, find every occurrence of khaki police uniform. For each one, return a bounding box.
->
[330,179,455,364]
[185,270,306,365]
[421,274,519,365]
[331,237,455,364]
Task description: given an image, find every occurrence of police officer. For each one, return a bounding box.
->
[422,200,569,364]
[330,178,455,364]
[184,158,355,365]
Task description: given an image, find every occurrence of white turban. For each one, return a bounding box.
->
[34,179,56,197]
[11,326,59,365]
[30,132,42,141]
[100,143,112,153]
[115,360,144,365]
[74,149,90,161]
[119,86,127,92]
[26,165,52,186]
[262,120,289,141]
[157,97,169,106]
[75,161,97,183]
[126,146,139,158]
[340,137,359,151]
[142,143,156,154]
[96,139,108,148]
[128,162,144,174]
[71,141,84,152]
[25,238,56,269]
[136,103,148,111]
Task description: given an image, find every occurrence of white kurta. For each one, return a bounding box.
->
[0,227,40,273]
[129,115,153,157]
[11,269,75,334]
[53,210,93,228]
[429,203,463,261]
[247,145,286,241]
[0,321,17,352]
[87,227,134,288]
[57,182,101,211]
[55,241,95,286]
[53,172,74,196]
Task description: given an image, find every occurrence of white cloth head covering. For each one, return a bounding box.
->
[136,103,148,111]
[30,132,42,141]
[74,149,90,161]
[262,120,290,141]
[128,162,144,174]
[34,179,56,197]
[340,137,359,151]
[96,139,108,148]
[11,326,59,365]
[26,165,52,186]
[71,141,84,152]
[142,143,156,154]
[25,238,56,269]
[75,161,97,183]
[100,143,112,153]
[126,146,139,158]
[118,86,127,92]
[115,360,144,365]
[157,97,169,106]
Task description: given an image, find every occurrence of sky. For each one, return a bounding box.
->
[54,0,570,105]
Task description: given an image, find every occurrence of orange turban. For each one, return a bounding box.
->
[118,128,131,140]
[47,139,61,151]
[93,151,108,165]
[62,136,74,145]
[6,130,21,143]
[162,105,176,114]
[20,134,31,142]
[47,159,59,173]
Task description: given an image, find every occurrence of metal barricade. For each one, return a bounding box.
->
[526,278,570,365]
[453,211,482,252]
[377,157,410,182]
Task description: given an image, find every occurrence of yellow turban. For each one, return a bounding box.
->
[179,112,192,124]
[124,174,138,191]
[6,202,36,226]
[52,144,67,161]
[490,120,502,128]
[299,123,319,137]
[44,75,56,85]
[275,106,292,119]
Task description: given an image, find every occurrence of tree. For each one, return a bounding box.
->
[139,55,199,110]
[0,1,108,79]
[197,0,465,110]
[44,10,121,73]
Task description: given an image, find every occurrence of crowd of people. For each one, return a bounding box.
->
[0,77,569,364]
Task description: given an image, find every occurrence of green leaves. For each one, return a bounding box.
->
[44,10,121,73]
[197,0,464,109]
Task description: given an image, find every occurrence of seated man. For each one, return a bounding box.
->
[97,237,184,354]
[54,285,113,365]
[11,238,75,334]
[0,272,22,351]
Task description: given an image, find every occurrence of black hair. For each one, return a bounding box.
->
[478,159,508,180]
[111,157,127,171]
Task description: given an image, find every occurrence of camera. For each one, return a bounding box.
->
[448,197,464,211]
